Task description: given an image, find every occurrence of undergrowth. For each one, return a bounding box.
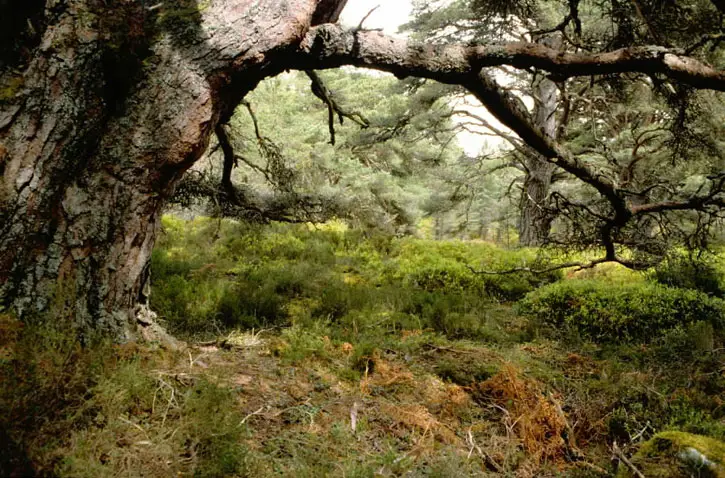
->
[517,279,725,342]
[150,216,558,340]
[2,216,724,477]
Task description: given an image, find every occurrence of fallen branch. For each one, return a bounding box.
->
[612,442,645,478]
[466,258,608,276]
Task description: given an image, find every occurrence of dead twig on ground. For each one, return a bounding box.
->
[240,406,266,426]
[612,442,645,478]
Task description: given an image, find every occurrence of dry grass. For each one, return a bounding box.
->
[380,401,460,444]
[359,356,415,394]
[5,315,721,477]
[475,365,569,463]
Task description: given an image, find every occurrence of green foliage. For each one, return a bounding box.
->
[0,316,111,476]
[179,381,250,478]
[144,217,725,476]
[11,215,725,476]
[273,324,330,364]
[0,312,257,477]
[0,75,24,101]
[152,216,553,340]
[434,359,499,386]
[184,69,466,233]
[517,280,725,342]
[384,239,561,301]
[567,260,646,284]
[649,253,725,298]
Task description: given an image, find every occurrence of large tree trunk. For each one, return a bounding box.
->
[518,70,558,247]
[0,0,343,340]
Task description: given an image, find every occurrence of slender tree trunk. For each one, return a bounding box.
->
[0,0,343,340]
[518,64,558,247]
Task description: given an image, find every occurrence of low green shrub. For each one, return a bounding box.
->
[151,216,563,342]
[649,253,725,298]
[0,317,111,476]
[274,324,330,364]
[517,280,725,342]
[384,239,560,301]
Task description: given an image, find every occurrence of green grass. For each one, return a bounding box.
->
[3,216,725,477]
[150,216,557,341]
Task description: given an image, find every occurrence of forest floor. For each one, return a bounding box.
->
[176,317,617,477]
[2,217,724,477]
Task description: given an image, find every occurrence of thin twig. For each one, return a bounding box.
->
[421,344,479,355]
[612,442,645,478]
[119,416,151,441]
[240,406,265,426]
[466,428,503,472]
[356,5,380,31]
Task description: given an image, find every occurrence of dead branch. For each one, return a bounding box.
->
[612,442,645,478]
[356,5,380,32]
[467,258,608,276]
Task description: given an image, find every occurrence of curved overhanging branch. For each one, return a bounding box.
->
[297,25,725,91]
[293,24,725,206]
[294,24,629,211]
[291,23,725,266]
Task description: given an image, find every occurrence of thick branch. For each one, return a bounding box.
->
[295,25,725,260]
[632,176,725,214]
[298,25,725,91]
[632,197,725,214]
[294,24,666,214]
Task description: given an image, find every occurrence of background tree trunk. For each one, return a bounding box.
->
[0,0,339,340]
[518,64,558,247]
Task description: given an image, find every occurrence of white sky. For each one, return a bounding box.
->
[340,1,414,36]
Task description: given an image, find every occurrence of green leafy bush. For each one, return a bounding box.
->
[384,239,560,301]
[517,280,725,342]
[152,216,552,339]
[649,253,725,298]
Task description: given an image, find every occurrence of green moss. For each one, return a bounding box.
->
[617,431,725,478]
[155,0,210,30]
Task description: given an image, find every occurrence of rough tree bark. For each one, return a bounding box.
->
[3,0,725,341]
[0,0,346,341]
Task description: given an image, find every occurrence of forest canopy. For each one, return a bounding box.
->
[175,0,725,271]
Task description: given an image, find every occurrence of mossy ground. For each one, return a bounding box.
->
[2,217,725,477]
[617,431,725,477]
